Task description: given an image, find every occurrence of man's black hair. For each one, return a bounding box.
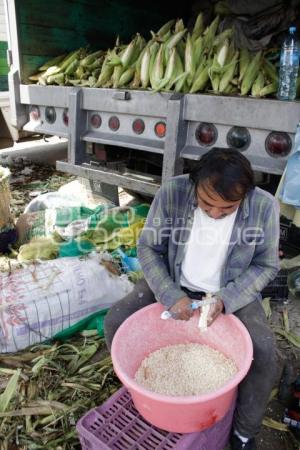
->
[189,147,255,201]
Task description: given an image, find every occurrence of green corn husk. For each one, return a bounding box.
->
[38,54,67,71]
[238,47,250,82]
[155,19,175,38]
[259,81,278,97]
[80,50,103,67]
[0,369,20,413]
[219,51,239,93]
[263,58,278,83]
[95,56,114,87]
[213,28,234,48]
[193,36,204,64]
[192,12,204,41]
[274,328,300,348]
[203,15,220,51]
[190,65,210,93]
[65,58,79,76]
[140,47,151,89]
[150,44,164,89]
[240,51,262,96]
[251,71,265,97]
[166,29,187,50]
[175,18,185,33]
[46,72,65,85]
[112,64,125,88]
[59,49,83,72]
[185,33,196,87]
[118,66,135,87]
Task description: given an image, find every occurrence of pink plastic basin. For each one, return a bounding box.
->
[111,303,253,433]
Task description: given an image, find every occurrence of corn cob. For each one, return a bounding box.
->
[262,58,278,83]
[213,28,233,48]
[80,50,103,67]
[112,65,125,88]
[210,73,220,92]
[155,47,177,91]
[29,72,46,81]
[149,42,160,87]
[193,36,203,64]
[120,39,137,68]
[190,65,209,93]
[203,15,220,51]
[192,13,204,41]
[150,44,164,89]
[175,18,185,33]
[259,81,278,97]
[60,49,82,72]
[38,54,66,71]
[166,29,187,50]
[43,65,61,77]
[141,48,151,89]
[185,33,196,87]
[240,51,262,96]
[75,65,85,79]
[238,47,250,82]
[156,19,175,38]
[65,58,79,76]
[216,39,229,67]
[219,51,239,92]
[251,72,265,97]
[47,73,65,85]
[85,57,104,71]
[95,56,114,87]
[175,72,188,92]
[118,66,135,87]
[165,51,184,90]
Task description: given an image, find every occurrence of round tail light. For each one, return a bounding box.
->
[132,118,145,135]
[154,121,166,138]
[265,132,292,157]
[45,106,56,124]
[227,126,250,151]
[29,105,40,121]
[63,109,69,126]
[108,116,120,131]
[195,122,217,146]
[91,113,102,129]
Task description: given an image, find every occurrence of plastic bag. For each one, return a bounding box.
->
[279,123,300,207]
[0,253,133,353]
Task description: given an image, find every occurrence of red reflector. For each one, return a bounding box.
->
[29,105,40,121]
[108,116,120,131]
[195,123,217,146]
[91,113,102,129]
[63,109,69,126]
[265,132,292,157]
[132,118,145,135]
[154,121,166,138]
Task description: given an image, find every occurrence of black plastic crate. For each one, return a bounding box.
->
[262,269,289,302]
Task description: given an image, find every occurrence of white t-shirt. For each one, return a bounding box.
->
[180,207,238,293]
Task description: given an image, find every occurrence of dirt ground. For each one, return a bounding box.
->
[2,160,300,449]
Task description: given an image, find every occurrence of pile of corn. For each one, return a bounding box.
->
[29,13,283,97]
[0,332,120,449]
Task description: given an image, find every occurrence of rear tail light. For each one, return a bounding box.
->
[63,109,69,126]
[45,106,56,124]
[108,116,120,131]
[195,122,217,146]
[227,126,250,151]
[265,132,292,157]
[132,118,145,135]
[91,113,102,129]
[29,105,40,121]
[154,121,166,138]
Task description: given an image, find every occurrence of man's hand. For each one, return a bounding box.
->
[206,297,224,327]
[169,296,193,321]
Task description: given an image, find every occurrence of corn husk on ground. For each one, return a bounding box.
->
[0,333,120,449]
[29,14,282,97]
